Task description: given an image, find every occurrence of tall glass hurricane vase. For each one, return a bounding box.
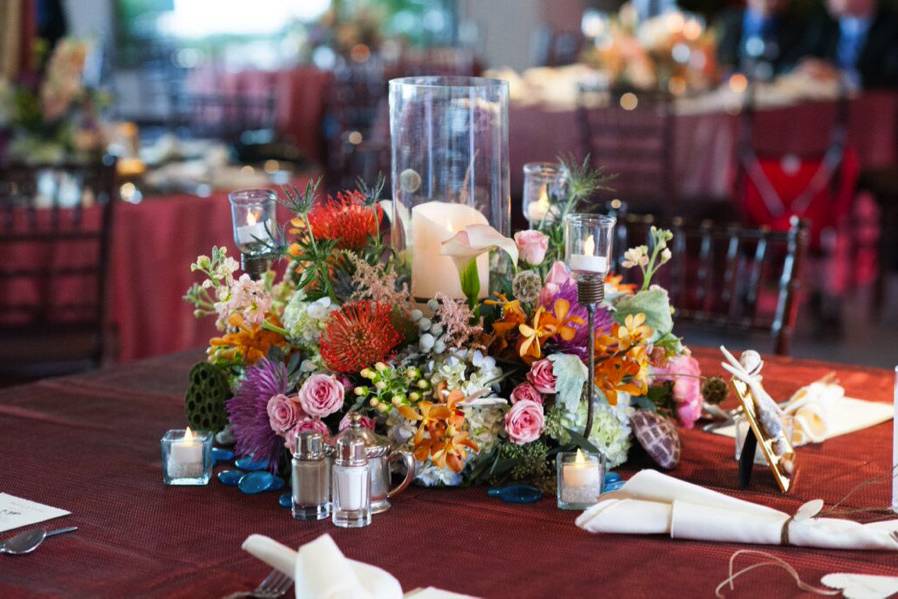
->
[389,76,510,301]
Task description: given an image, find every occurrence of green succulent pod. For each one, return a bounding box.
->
[184,362,231,433]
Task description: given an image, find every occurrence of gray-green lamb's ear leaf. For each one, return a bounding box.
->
[548,353,588,414]
[613,287,674,341]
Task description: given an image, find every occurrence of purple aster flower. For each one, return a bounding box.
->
[226,358,288,472]
[543,281,614,358]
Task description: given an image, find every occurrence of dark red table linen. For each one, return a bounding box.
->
[1,348,897,598]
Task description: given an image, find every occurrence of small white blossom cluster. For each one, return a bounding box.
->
[575,395,634,468]
[621,226,674,290]
[427,349,502,397]
[282,293,337,353]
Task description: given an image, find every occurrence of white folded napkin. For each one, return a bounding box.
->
[712,383,892,446]
[576,470,898,551]
[242,534,402,599]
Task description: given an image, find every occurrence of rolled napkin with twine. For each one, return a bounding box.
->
[575,470,898,551]
[242,533,403,599]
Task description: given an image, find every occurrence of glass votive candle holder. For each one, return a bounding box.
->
[556,449,604,510]
[522,162,566,227]
[161,428,213,486]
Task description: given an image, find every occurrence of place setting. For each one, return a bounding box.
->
[3,1,898,597]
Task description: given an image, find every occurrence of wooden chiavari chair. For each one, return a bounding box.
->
[577,86,675,215]
[613,212,809,356]
[0,158,117,383]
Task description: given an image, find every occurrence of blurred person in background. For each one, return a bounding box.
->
[715,0,803,80]
[796,0,898,88]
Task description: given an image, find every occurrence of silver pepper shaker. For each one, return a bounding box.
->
[331,415,372,528]
[291,430,330,520]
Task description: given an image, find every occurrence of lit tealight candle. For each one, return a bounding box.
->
[527,189,553,223]
[563,449,599,488]
[235,211,271,246]
[569,235,608,274]
[170,427,203,479]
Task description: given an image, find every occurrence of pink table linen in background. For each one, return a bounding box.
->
[509,92,898,202]
[186,66,334,164]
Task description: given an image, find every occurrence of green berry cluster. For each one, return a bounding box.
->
[354,362,433,414]
[494,440,551,483]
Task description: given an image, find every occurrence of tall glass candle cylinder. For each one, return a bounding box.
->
[389,76,510,301]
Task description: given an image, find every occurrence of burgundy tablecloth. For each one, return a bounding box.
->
[109,181,307,362]
[510,92,898,201]
[2,348,897,598]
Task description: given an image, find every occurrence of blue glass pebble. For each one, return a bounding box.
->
[278,493,292,509]
[211,447,235,464]
[604,471,621,484]
[238,471,274,494]
[235,456,268,471]
[217,469,244,487]
[487,484,542,504]
[268,476,285,492]
[603,480,625,493]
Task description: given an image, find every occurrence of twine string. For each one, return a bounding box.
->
[715,550,840,598]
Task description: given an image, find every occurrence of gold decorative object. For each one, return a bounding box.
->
[721,346,797,494]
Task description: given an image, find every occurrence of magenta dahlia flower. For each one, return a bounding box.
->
[226,358,289,471]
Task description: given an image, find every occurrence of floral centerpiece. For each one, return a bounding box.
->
[184,163,724,489]
[2,39,107,164]
[580,7,718,95]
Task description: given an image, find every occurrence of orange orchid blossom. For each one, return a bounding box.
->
[517,306,558,362]
[209,313,287,365]
[549,298,585,342]
[605,273,637,295]
[484,294,527,354]
[592,313,653,405]
[400,388,479,473]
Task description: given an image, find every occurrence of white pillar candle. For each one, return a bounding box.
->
[892,366,898,512]
[170,428,203,479]
[410,201,489,300]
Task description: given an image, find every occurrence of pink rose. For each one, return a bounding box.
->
[285,418,331,453]
[510,383,543,405]
[267,393,302,434]
[655,355,703,429]
[539,261,575,305]
[298,374,345,418]
[339,412,376,431]
[527,359,557,394]
[514,230,549,266]
[504,399,545,445]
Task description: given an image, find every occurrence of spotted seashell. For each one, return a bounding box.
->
[631,411,681,470]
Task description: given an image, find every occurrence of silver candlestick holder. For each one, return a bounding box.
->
[564,213,616,437]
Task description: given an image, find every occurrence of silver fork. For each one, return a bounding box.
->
[224,569,294,599]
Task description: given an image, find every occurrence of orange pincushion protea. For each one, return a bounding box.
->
[307,190,382,250]
[320,301,401,373]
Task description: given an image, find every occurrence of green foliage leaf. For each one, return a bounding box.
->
[547,353,588,414]
[459,258,480,305]
[613,287,674,341]
[564,428,603,455]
